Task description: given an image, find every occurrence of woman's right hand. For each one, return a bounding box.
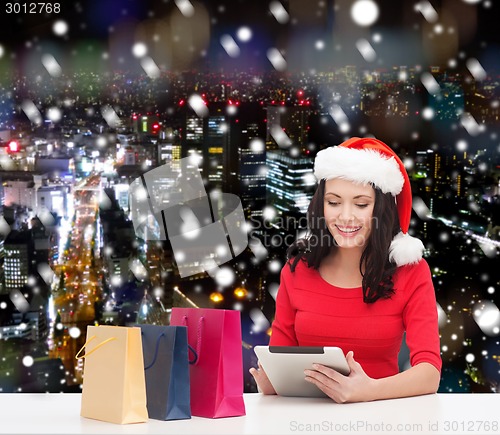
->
[249,361,276,395]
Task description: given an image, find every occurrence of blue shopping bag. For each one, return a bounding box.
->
[138,324,192,421]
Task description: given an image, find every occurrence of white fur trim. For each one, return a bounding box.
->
[314,147,404,195]
[388,232,425,267]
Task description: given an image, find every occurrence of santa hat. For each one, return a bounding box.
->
[314,137,424,267]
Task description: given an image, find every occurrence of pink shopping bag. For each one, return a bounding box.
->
[170,307,246,418]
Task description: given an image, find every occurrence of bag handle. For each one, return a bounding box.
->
[75,335,116,359]
[142,331,199,369]
[143,332,164,370]
[188,344,198,365]
[182,315,204,366]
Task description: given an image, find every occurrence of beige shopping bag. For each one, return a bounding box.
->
[76,325,148,424]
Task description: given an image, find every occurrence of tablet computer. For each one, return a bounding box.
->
[254,346,350,398]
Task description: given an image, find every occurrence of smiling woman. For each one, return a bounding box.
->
[323,179,375,251]
[250,137,442,403]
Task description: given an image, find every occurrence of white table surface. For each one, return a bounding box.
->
[1,392,500,434]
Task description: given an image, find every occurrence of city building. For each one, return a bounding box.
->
[36,185,69,219]
[266,150,315,216]
[3,230,32,294]
[3,178,36,211]
[266,106,312,151]
[35,153,74,181]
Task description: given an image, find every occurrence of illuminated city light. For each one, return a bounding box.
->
[351,0,379,27]
[7,141,19,153]
[234,287,248,299]
[209,292,224,303]
[0,44,4,58]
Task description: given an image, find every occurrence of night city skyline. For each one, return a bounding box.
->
[0,0,499,395]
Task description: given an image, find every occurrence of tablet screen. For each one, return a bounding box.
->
[254,345,350,397]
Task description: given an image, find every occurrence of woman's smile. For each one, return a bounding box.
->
[334,225,363,236]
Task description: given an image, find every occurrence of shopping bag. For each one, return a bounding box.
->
[76,325,148,424]
[138,324,192,421]
[170,307,246,418]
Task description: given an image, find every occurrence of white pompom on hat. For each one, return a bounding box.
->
[314,137,424,267]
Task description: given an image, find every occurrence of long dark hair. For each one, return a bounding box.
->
[287,179,400,303]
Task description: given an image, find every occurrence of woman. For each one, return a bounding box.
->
[250,137,441,403]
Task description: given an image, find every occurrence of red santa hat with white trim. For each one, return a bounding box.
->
[314,137,424,267]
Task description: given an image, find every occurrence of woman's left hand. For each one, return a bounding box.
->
[304,351,375,403]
